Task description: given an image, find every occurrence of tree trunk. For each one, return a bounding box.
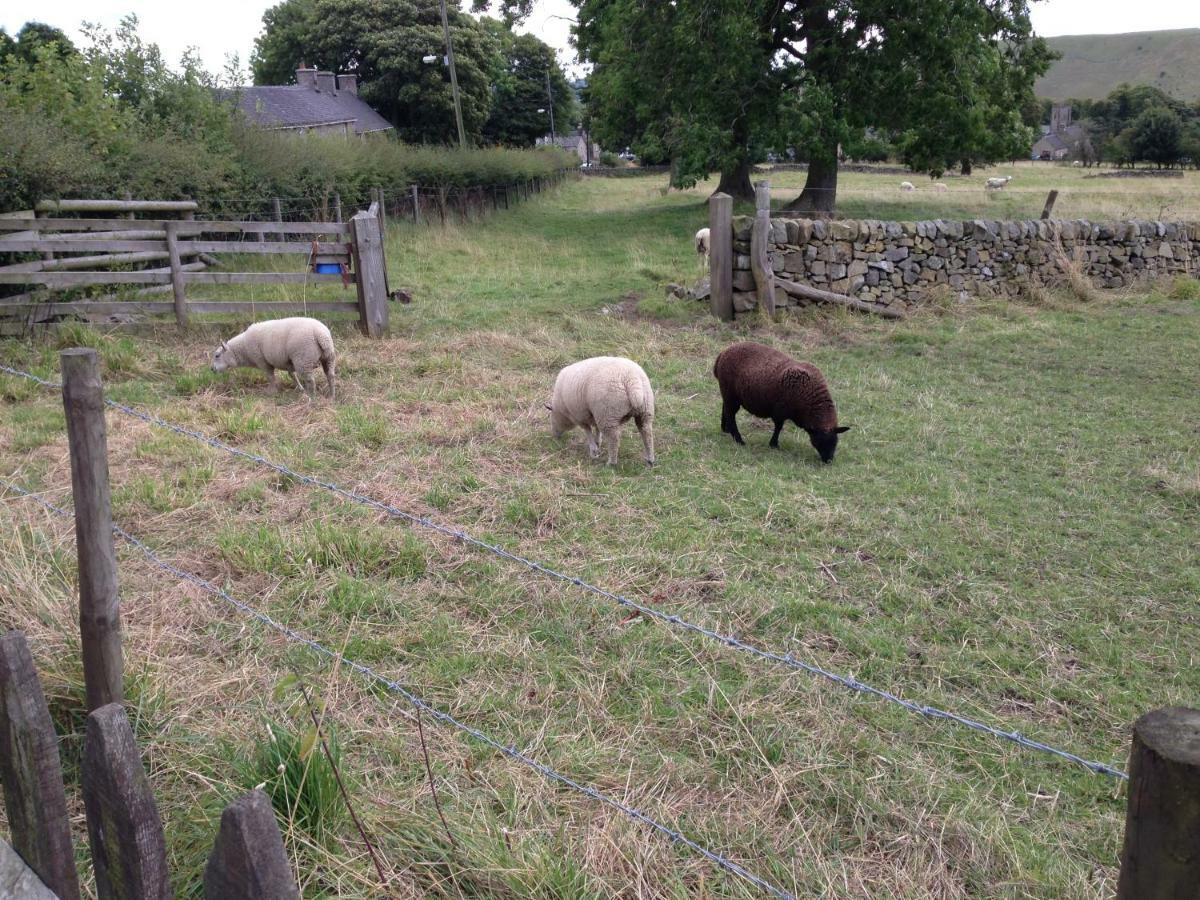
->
[960,158,973,175]
[782,153,838,215]
[714,159,754,202]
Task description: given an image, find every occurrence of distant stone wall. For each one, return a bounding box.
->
[729,216,1199,312]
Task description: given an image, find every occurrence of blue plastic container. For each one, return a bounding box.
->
[314,262,342,274]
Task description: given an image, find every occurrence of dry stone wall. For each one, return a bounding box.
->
[729,216,1199,312]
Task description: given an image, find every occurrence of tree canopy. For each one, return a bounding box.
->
[480,19,577,147]
[569,0,1051,209]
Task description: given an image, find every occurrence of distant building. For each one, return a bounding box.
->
[228,66,393,137]
[538,130,602,165]
[1032,104,1088,160]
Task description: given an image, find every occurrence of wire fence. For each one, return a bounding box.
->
[0,362,1128,781]
[0,477,796,900]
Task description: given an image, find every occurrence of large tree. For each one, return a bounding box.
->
[252,0,501,144]
[1127,106,1183,167]
[569,1,1049,210]
[479,20,577,147]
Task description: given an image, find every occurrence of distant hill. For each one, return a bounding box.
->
[1036,29,1200,103]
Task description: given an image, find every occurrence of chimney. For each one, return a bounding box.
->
[336,73,358,95]
[315,71,336,92]
[295,64,317,88]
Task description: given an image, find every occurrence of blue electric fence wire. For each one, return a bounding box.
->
[0,479,795,900]
[0,363,1128,780]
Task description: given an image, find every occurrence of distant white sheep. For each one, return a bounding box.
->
[211,317,336,400]
[1072,160,1083,168]
[900,181,915,192]
[547,357,655,466]
[932,182,948,191]
[695,227,711,266]
[985,176,1013,190]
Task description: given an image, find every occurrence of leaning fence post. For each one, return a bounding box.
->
[165,221,189,327]
[81,704,171,900]
[60,349,123,712]
[1040,189,1059,220]
[350,210,388,338]
[203,789,299,900]
[0,631,82,900]
[708,192,734,321]
[1117,706,1200,898]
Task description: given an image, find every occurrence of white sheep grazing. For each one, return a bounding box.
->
[985,175,1013,190]
[211,317,336,400]
[932,182,948,192]
[548,356,655,466]
[900,181,915,191]
[1072,160,1083,167]
[695,227,711,266]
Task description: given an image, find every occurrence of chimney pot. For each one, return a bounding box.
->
[295,65,317,88]
[315,71,336,92]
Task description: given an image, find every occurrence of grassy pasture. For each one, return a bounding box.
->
[1,168,1199,898]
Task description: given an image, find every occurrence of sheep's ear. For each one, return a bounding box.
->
[220,339,229,351]
[835,425,851,434]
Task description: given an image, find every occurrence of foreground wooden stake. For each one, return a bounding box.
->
[0,631,81,900]
[61,348,123,711]
[1040,190,1059,220]
[1117,706,1200,898]
[750,181,776,317]
[708,192,733,321]
[203,790,299,900]
[774,278,906,319]
[82,704,171,900]
[351,211,388,338]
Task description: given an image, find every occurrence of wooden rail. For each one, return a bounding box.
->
[0,199,385,335]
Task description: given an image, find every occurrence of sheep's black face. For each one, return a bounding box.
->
[808,426,851,463]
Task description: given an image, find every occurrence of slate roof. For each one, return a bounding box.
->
[227,85,393,135]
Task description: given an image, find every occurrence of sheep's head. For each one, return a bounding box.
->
[211,340,233,372]
[807,425,851,463]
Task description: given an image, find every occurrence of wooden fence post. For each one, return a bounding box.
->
[1040,189,1059,220]
[203,790,299,900]
[165,221,189,327]
[1117,707,1200,898]
[372,191,390,296]
[410,185,420,224]
[81,704,171,900]
[0,631,81,900]
[351,211,388,338]
[60,348,123,712]
[750,180,776,317]
[708,192,733,321]
[333,193,342,224]
[272,198,283,243]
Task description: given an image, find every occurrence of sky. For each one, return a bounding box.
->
[1,0,1196,79]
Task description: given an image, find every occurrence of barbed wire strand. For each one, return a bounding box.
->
[0,478,795,900]
[0,363,1128,780]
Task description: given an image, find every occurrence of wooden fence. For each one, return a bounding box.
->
[0,199,389,337]
[0,349,300,899]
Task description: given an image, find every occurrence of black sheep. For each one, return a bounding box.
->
[713,341,849,463]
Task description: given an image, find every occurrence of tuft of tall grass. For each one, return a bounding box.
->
[237,721,344,845]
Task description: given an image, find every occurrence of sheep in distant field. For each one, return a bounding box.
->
[900,181,915,191]
[548,357,655,466]
[933,182,948,191]
[211,317,336,400]
[985,176,1013,190]
[713,341,848,463]
[1072,160,1083,167]
[695,227,711,266]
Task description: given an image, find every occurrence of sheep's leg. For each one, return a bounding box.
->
[298,370,317,401]
[768,420,785,449]
[602,425,622,465]
[721,398,745,445]
[263,367,279,394]
[585,426,600,459]
[322,358,336,401]
[635,416,655,466]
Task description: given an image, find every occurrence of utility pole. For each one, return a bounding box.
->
[439,0,467,150]
[545,68,556,143]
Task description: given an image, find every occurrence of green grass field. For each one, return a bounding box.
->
[2,169,1199,898]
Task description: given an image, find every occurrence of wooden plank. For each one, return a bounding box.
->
[0,230,39,241]
[0,300,360,319]
[708,193,733,321]
[60,349,123,712]
[185,241,351,255]
[0,209,35,218]
[37,198,197,213]
[0,271,172,285]
[0,218,352,235]
[183,272,346,285]
[81,704,170,900]
[203,790,299,900]
[165,221,188,327]
[43,251,171,271]
[0,240,168,253]
[351,210,388,337]
[750,181,776,317]
[1117,707,1200,898]
[185,301,359,314]
[0,631,82,900]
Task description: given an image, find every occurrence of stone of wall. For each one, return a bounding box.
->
[729,216,1200,313]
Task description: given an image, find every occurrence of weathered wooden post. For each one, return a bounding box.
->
[372,192,390,296]
[82,704,171,900]
[203,790,299,900]
[164,221,189,327]
[1117,707,1200,898]
[1040,189,1059,220]
[708,192,733,321]
[0,631,81,900]
[410,184,420,224]
[333,192,342,224]
[271,197,283,242]
[60,349,123,711]
[351,210,388,338]
[750,180,776,317]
